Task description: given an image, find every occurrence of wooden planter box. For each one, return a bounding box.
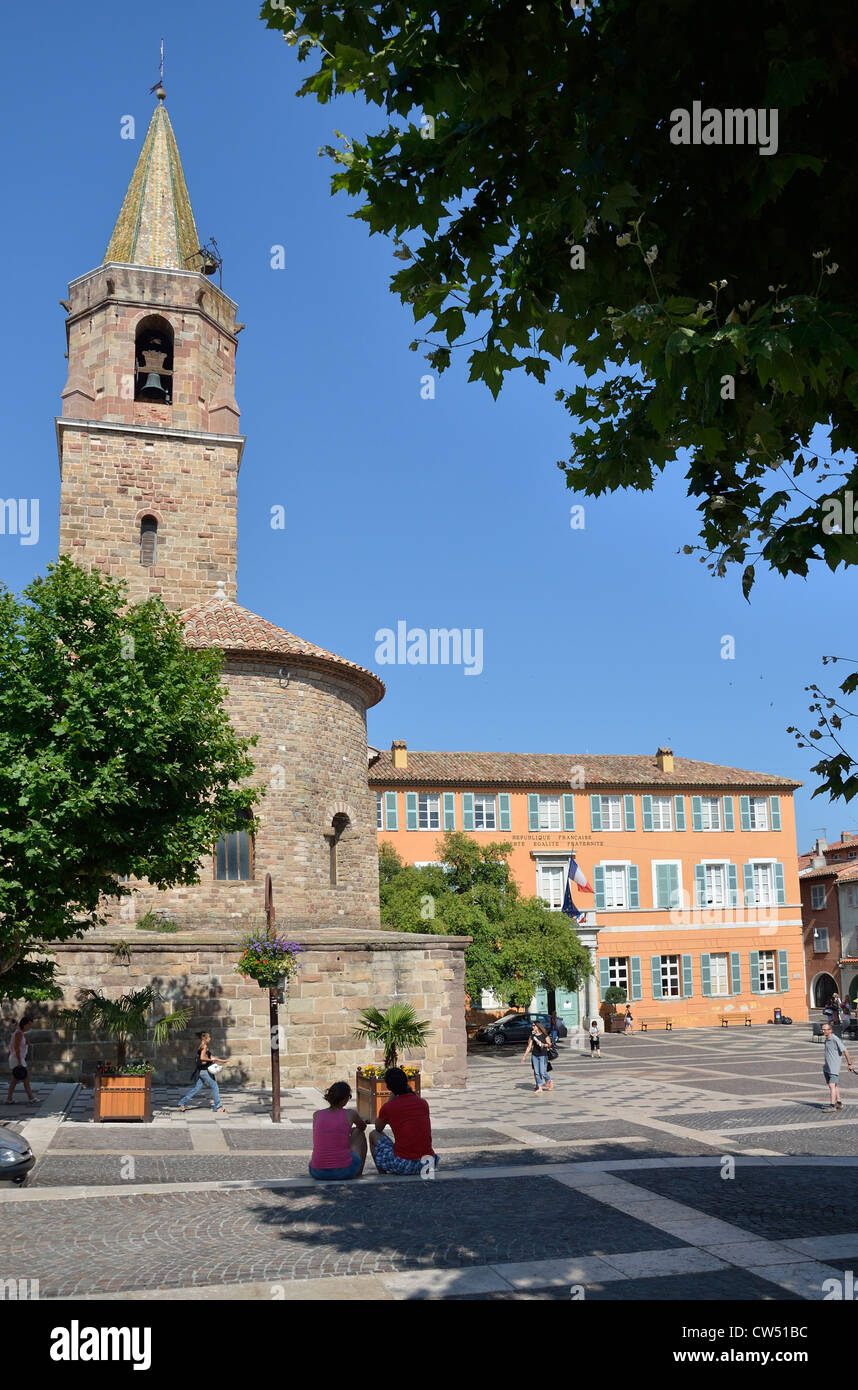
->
[93,1073,152,1123]
[607,1015,627,1033]
[355,1071,421,1123]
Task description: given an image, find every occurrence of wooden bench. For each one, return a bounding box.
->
[719,1016,752,1027]
[640,1017,673,1031]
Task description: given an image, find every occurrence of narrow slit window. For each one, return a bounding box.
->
[140,515,158,566]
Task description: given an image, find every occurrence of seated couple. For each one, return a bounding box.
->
[309,1067,439,1180]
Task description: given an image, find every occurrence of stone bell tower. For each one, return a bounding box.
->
[57,88,243,610]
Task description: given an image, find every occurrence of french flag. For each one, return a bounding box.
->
[562,855,593,920]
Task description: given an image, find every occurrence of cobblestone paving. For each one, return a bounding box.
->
[666,1078,821,1097]
[446,1270,805,1301]
[725,1123,858,1156]
[659,1103,828,1130]
[47,1128,194,1152]
[4,1179,685,1297]
[221,1125,509,1151]
[613,1165,857,1239]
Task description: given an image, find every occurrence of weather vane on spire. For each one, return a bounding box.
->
[149,39,166,100]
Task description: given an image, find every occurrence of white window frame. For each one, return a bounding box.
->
[608,957,629,993]
[810,884,826,911]
[537,795,562,832]
[600,795,623,831]
[699,796,722,831]
[750,860,776,907]
[602,860,631,909]
[534,853,572,912]
[709,952,730,997]
[651,860,684,911]
[650,796,673,831]
[812,926,830,953]
[660,954,681,998]
[748,797,769,831]
[758,949,777,993]
[418,793,441,831]
[537,863,566,910]
[377,794,384,830]
[700,859,730,908]
[473,794,497,831]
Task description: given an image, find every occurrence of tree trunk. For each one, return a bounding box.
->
[116,1037,127,1070]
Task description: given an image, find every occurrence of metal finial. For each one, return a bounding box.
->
[149,39,166,101]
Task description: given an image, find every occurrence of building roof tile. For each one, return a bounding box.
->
[368,750,800,789]
[103,102,202,271]
[182,596,385,706]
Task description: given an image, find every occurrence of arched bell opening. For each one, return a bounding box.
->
[134,314,174,404]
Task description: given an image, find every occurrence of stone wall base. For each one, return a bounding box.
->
[2,928,469,1091]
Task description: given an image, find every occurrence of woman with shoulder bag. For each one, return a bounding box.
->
[177,1031,227,1113]
[522,1021,554,1093]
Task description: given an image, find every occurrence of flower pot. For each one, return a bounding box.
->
[93,1073,152,1122]
[355,1071,421,1123]
[607,1015,627,1033]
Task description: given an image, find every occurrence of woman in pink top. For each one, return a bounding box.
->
[309,1081,367,1180]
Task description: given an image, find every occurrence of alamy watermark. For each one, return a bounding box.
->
[375,621,483,676]
[669,102,778,156]
[0,498,39,546]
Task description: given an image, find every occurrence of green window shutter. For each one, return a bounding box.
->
[642,795,654,831]
[598,958,610,1002]
[405,792,418,831]
[384,791,398,831]
[498,793,511,832]
[593,866,606,911]
[723,796,735,831]
[630,957,643,1001]
[739,795,751,831]
[743,863,756,906]
[562,795,575,831]
[749,950,761,994]
[462,794,475,831]
[701,953,712,997]
[694,864,707,908]
[443,793,456,831]
[674,796,686,831]
[590,794,602,832]
[777,949,789,992]
[770,795,782,831]
[627,865,640,909]
[527,794,539,831]
[681,954,693,998]
[691,796,703,831]
[730,951,742,995]
[650,955,664,1000]
[774,862,786,905]
[727,863,739,906]
[655,864,671,909]
[623,795,636,831]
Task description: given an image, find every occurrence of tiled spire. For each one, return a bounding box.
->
[103,97,202,271]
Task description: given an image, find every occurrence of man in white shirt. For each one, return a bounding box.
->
[5,1017,35,1105]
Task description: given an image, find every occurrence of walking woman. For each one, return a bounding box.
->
[521,1020,553,1093]
[309,1081,367,1180]
[177,1032,227,1113]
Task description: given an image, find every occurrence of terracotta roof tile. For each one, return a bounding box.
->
[368,750,800,789]
[182,596,384,706]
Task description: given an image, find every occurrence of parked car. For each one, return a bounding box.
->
[474,1012,568,1045]
[0,1126,36,1185]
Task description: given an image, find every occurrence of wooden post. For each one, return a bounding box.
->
[265,873,281,1124]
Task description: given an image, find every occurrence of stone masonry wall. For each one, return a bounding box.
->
[107,657,381,930]
[2,931,468,1090]
[58,424,240,611]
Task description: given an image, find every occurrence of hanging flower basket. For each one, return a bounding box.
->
[237,928,304,989]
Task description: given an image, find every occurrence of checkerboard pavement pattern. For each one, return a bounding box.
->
[3,1026,858,1300]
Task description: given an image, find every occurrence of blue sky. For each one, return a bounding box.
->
[1,0,854,853]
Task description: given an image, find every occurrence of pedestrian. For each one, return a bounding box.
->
[821,1021,855,1113]
[370,1067,439,1175]
[5,1016,36,1105]
[548,1011,561,1046]
[177,1031,227,1114]
[588,1018,602,1059]
[309,1081,367,1180]
[823,996,835,1026]
[832,992,843,1027]
[842,998,854,1037]
[623,1006,634,1035]
[521,1020,553,1092]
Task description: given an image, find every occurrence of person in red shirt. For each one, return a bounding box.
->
[370,1068,439,1175]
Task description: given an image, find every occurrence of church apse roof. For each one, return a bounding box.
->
[103,100,202,271]
[182,596,385,707]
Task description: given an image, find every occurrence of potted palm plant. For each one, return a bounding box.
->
[60,987,190,1122]
[601,985,629,1033]
[352,1003,432,1121]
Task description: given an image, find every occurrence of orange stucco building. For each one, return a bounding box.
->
[369,743,807,1032]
